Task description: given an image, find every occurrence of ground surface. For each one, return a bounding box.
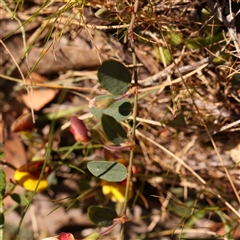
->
[0,0,240,240]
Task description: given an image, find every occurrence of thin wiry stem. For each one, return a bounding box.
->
[120,1,139,239]
[0,168,6,240]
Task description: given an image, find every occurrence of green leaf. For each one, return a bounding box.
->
[87,161,127,182]
[231,73,240,87]
[158,48,172,65]
[207,31,224,45]
[212,53,229,65]
[101,114,127,145]
[0,169,6,199]
[10,193,29,206]
[95,8,117,19]
[88,206,118,227]
[92,95,115,109]
[0,213,4,227]
[166,27,183,46]
[90,95,132,122]
[83,232,101,240]
[97,60,131,95]
[166,113,186,128]
[0,151,5,159]
[201,8,221,36]
[185,37,208,49]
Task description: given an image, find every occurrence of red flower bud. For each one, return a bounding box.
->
[59,232,75,240]
[69,116,90,143]
[42,232,75,240]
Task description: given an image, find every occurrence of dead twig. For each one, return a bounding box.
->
[207,0,240,57]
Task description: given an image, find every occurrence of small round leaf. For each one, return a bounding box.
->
[88,206,117,227]
[166,113,186,128]
[87,161,127,182]
[90,95,132,122]
[10,193,29,206]
[101,114,127,145]
[97,60,131,95]
[95,8,117,19]
[158,48,172,65]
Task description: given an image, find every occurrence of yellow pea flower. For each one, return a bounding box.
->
[69,116,91,143]
[14,161,50,192]
[101,158,133,203]
[101,180,133,203]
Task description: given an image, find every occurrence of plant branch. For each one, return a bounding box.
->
[120,1,139,239]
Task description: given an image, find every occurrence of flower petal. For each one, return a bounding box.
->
[14,170,48,192]
[101,180,132,203]
[70,116,90,143]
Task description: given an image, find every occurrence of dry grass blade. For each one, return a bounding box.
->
[136,129,240,219]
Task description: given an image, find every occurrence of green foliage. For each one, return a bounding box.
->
[92,95,115,110]
[186,32,225,51]
[208,31,224,45]
[0,152,4,160]
[0,213,4,230]
[90,95,132,122]
[88,206,117,227]
[212,52,230,65]
[84,232,101,240]
[84,58,132,231]
[0,169,6,199]
[95,8,117,20]
[201,8,221,36]
[166,113,186,128]
[166,27,183,46]
[0,168,5,239]
[2,1,238,239]
[185,37,208,49]
[231,73,240,87]
[87,161,127,182]
[10,194,29,207]
[97,60,131,95]
[157,48,172,65]
[186,7,225,51]
[101,114,127,145]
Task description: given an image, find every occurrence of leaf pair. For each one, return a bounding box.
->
[91,60,132,146]
[87,60,133,227]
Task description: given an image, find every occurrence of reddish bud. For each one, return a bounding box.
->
[132,165,140,174]
[59,233,75,240]
[42,232,75,240]
[70,116,90,143]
